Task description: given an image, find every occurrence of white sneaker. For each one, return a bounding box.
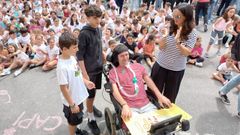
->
[195,62,203,67]
[224,44,229,48]
[14,69,22,77]
[0,69,11,76]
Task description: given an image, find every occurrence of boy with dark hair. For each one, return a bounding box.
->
[76,5,103,135]
[57,32,95,135]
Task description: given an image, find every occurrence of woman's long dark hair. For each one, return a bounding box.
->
[169,3,194,41]
[70,14,79,26]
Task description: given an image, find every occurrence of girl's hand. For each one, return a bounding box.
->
[121,104,132,121]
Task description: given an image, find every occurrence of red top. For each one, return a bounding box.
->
[109,63,150,108]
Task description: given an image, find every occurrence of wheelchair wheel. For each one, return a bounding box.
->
[105,107,117,135]
[181,119,190,131]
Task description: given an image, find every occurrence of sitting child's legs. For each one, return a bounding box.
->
[213,72,227,85]
[42,59,57,71]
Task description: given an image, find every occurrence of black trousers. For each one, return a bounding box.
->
[195,2,209,25]
[151,63,185,103]
[115,0,124,14]
[217,0,232,16]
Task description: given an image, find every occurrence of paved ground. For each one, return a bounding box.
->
[0,25,240,135]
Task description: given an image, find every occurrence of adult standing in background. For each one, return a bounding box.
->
[193,0,210,32]
[151,3,197,103]
[217,0,232,16]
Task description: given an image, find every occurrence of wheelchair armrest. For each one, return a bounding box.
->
[104,82,113,93]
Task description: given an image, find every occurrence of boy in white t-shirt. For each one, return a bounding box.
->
[56,32,95,135]
[213,57,240,85]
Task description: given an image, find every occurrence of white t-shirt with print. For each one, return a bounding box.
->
[16,50,29,61]
[218,63,233,76]
[46,45,59,60]
[56,56,89,106]
[32,44,47,59]
[18,34,30,45]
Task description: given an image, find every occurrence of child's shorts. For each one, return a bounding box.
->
[223,74,232,81]
[63,103,84,126]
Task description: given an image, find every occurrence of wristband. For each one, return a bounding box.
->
[69,103,76,109]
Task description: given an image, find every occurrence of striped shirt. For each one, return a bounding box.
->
[156,29,197,71]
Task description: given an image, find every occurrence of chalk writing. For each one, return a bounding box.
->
[10,111,63,132]
[3,127,16,135]
[0,90,11,103]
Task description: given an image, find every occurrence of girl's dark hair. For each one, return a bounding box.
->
[70,14,79,26]
[45,19,51,28]
[47,37,55,44]
[132,19,138,25]
[140,25,148,34]
[222,6,236,22]
[20,27,28,34]
[170,3,194,41]
[145,34,155,44]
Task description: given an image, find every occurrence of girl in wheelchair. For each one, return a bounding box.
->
[108,44,172,121]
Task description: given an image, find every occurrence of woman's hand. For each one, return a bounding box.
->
[121,104,132,121]
[175,26,182,40]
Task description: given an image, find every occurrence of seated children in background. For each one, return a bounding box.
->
[28,34,47,68]
[42,37,59,71]
[143,34,156,67]
[0,43,30,77]
[220,42,234,64]
[0,43,9,73]
[103,39,117,63]
[187,37,204,67]
[18,27,31,53]
[212,57,240,85]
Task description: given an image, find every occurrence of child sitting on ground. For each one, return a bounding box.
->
[28,34,47,68]
[187,37,204,67]
[0,43,9,74]
[0,43,30,77]
[213,56,240,85]
[219,41,234,64]
[42,37,59,71]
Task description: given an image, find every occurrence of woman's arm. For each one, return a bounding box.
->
[158,37,167,50]
[176,42,192,56]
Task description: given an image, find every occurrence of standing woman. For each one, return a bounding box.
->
[151,3,197,103]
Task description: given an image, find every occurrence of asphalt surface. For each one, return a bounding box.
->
[0,25,240,135]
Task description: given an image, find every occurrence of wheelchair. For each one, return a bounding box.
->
[103,63,190,135]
